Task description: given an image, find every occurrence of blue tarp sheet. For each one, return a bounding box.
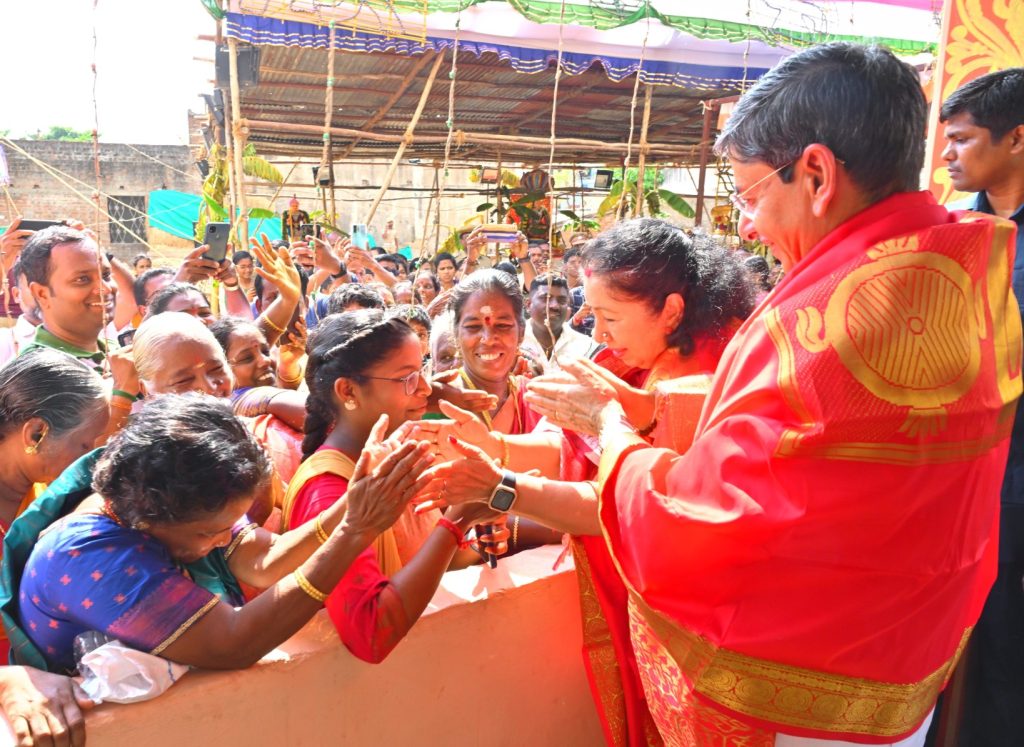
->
[148,189,282,242]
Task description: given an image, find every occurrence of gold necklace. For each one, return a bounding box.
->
[458,368,521,433]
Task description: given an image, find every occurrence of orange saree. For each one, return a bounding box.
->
[595,191,1022,745]
[562,344,725,747]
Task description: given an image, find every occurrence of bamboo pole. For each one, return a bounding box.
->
[322,23,338,226]
[494,149,503,219]
[227,37,249,250]
[364,53,446,226]
[240,118,693,157]
[221,86,239,244]
[418,166,439,258]
[633,85,653,218]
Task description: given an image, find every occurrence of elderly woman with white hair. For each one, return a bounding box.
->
[132,312,286,524]
[133,312,233,399]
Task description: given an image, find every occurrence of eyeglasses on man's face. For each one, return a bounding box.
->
[729,162,794,219]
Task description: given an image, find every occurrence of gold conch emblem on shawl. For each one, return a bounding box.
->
[795,247,983,437]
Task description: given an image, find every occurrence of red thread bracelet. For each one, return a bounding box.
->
[437,517,469,549]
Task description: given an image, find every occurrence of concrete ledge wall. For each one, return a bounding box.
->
[77,546,602,746]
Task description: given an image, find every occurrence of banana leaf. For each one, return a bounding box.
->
[202,194,229,220]
[597,180,625,217]
[657,189,695,218]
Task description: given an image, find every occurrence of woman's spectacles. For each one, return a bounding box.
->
[362,366,429,395]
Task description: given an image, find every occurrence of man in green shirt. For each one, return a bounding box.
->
[18,225,116,376]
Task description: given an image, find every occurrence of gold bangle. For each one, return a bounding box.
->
[314,512,330,545]
[293,568,328,603]
[278,368,303,384]
[512,515,520,551]
[262,316,286,335]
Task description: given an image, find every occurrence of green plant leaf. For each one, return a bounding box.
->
[202,194,229,220]
[559,209,582,222]
[248,207,276,220]
[597,180,624,217]
[242,155,284,185]
[515,190,548,204]
[645,191,661,217]
[475,203,494,213]
[657,189,695,218]
[511,205,540,221]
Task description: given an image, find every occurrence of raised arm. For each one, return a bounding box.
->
[109,255,138,330]
[250,234,301,346]
[414,436,601,536]
[160,439,433,670]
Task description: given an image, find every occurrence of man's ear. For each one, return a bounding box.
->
[29,281,52,309]
[801,143,841,220]
[1006,123,1024,155]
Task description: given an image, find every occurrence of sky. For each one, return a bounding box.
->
[4,0,215,145]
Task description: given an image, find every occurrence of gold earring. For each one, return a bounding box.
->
[344,399,357,411]
[24,444,38,455]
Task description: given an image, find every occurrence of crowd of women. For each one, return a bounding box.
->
[0,211,764,746]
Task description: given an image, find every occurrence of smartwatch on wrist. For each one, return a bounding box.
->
[488,470,518,512]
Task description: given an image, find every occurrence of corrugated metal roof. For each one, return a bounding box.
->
[235,43,732,165]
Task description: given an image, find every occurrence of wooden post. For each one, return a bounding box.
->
[418,166,439,258]
[220,86,239,245]
[227,37,249,250]
[321,23,337,227]
[364,53,446,226]
[694,100,719,228]
[633,84,653,218]
[495,149,503,220]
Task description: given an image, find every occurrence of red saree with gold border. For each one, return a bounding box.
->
[595,191,1022,745]
[562,344,725,747]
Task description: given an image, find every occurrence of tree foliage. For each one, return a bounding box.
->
[28,126,93,142]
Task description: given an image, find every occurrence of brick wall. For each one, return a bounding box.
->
[2,140,201,261]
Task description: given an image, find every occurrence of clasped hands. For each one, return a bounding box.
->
[345,415,508,558]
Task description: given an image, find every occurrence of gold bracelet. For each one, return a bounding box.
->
[314,512,330,545]
[495,433,511,468]
[293,569,328,603]
[512,515,520,551]
[262,316,287,335]
[278,368,304,385]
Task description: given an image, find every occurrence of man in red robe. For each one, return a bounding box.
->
[588,43,1022,745]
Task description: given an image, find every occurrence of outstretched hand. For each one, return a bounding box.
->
[394,400,500,462]
[412,435,502,514]
[524,358,621,435]
[173,244,222,285]
[429,370,497,414]
[342,416,435,538]
[251,233,302,304]
[0,218,33,275]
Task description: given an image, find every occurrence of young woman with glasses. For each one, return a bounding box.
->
[280,310,506,662]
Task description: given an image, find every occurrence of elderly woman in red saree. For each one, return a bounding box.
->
[407,218,757,746]
[413,45,1023,747]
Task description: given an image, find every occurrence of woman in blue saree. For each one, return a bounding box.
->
[2,393,433,674]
